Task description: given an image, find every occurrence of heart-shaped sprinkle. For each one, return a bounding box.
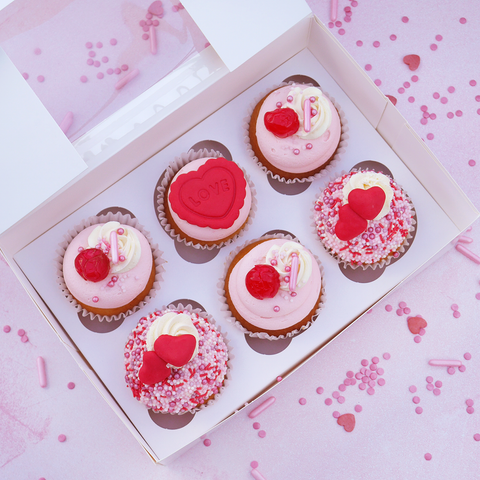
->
[154,334,197,368]
[335,205,368,241]
[139,351,170,385]
[408,316,428,334]
[148,1,163,16]
[169,157,247,230]
[337,413,355,432]
[348,186,386,221]
[403,54,420,71]
[264,107,299,138]
[386,95,397,106]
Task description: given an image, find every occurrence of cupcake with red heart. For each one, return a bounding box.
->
[222,236,324,338]
[124,306,229,414]
[314,170,415,268]
[157,149,255,248]
[247,83,346,182]
[59,214,163,320]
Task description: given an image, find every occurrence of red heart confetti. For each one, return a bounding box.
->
[245,264,281,300]
[148,1,163,16]
[386,95,397,106]
[403,54,420,71]
[169,158,247,230]
[335,204,368,241]
[154,334,197,368]
[348,186,386,221]
[337,413,356,432]
[139,351,170,385]
[407,316,428,334]
[264,107,300,138]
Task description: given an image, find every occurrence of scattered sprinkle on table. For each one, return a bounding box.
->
[258,430,266,438]
[3,325,11,333]
[424,453,432,461]
[253,422,260,430]
[203,439,211,446]
[67,382,76,390]
[58,434,67,442]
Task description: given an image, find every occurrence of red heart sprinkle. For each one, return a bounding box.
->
[335,204,368,241]
[264,107,300,138]
[245,264,281,300]
[154,334,197,368]
[148,1,163,16]
[74,248,110,282]
[403,54,420,71]
[139,351,171,385]
[348,186,386,221]
[407,316,427,334]
[169,157,247,230]
[337,413,355,432]
[386,95,397,106]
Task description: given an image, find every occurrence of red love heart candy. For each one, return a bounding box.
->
[139,351,171,385]
[386,95,397,106]
[154,334,197,368]
[264,107,299,138]
[337,413,355,432]
[403,54,420,71]
[335,204,368,241]
[348,186,386,221]
[407,316,427,334]
[169,158,247,230]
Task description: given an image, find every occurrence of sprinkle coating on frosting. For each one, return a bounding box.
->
[314,172,414,266]
[124,309,228,414]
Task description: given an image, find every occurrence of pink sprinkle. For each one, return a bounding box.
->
[258,430,266,438]
[34,47,42,55]
[368,380,375,388]
[385,305,392,312]
[338,396,345,404]
[365,64,372,71]
[374,79,382,86]
[86,42,93,49]
[58,434,67,442]
[328,22,334,29]
[414,336,422,343]
[299,398,306,405]
[403,307,411,314]
[102,56,109,63]
[426,133,434,140]
[80,75,88,83]
[440,97,448,104]
[433,389,441,396]
[114,68,121,74]
[367,388,375,395]
[459,17,467,24]
[408,97,415,103]
[396,309,403,316]
[447,86,455,93]
[447,112,454,119]
[121,64,129,71]
[373,41,380,48]
[453,311,461,318]
[22,72,29,80]
[469,160,477,167]
[346,371,354,378]
[464,352,472,360]
[354,405,362,413]
[372,357,379,364]
[67,382,75,389]
[333,411,340,418]
[403,82,410,89]
[436,35,443,41]
[335,21,342,27]
[459,365,466,372]
[339,384,346,392]
[107,68,114,75]
[433,92,440,99]
[325,398,333,406]
[37,75,45,83]
[332,391,340,399]
[142,33,149,40]
[409,386,417,393]
[3,325,11,333]
[356,40,363,46]
[399,301,407,308]
[466,399,474,407]
[402,16,409,23]
[470,80,477,86]
[455,110,463,117]
[316,386,324,394]
[430,113,437,120]
[419,328,426,336]
[426,376,433,383]
[413,396,420,404]
[390,34,397,41]
[411,75,418,82]
[251,461,259,469]
[351,0,358,6]
[21,335,29,343]
[253,422,260,430]
[93,61,100,67]
[383,353,391,360]
[430,44,438,51]
[467,407,474,414]
[359,383,367,391]
[424,453,432,461]
[89,51,95,58]
[435,381,442,388]
[451,304,459,311]
[377,368,384,375]
[426,384,434,392]
[96,42,103,48]
[146,12,153,19]
[415,407,423,414]
[338,29,345,35]
[87,58,93,65]
[17,329,25,336]
[153,20,159,26]
[110,38,117,45]
[96,72,104,80]
[474,434,480,441]
[361,359,368,366]
[203,439,211,446]
[448,367,455,375]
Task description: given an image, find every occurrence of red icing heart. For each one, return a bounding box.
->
[335,205,368,241]
[169,158,247,229]
[348,187,386,221]
[154,334,197,368]
[403,54,420,71]
[264,107,299,138]
[148,1,163,16]
[386,95,397,106]
[337,413,355,432]
[74,248,110,282]
[407,316,427,334]
[139,351,170,385]
[245,264,280,300]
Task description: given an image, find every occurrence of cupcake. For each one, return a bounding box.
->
[248,83,343,181]
[124,307,229,414]
[62,220,157,317]
[314,170,415,268]
[159,152,254,248]
[223,237,324,337]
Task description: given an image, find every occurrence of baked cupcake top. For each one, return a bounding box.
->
[124,308,229,414]
[62,221,153,310]
[226,238,322,335]
[252,84,342,175]
[314,171,414,266]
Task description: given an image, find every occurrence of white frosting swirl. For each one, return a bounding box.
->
[265,242,312,291]
[287,86,332,140]
[342,172,394,220]
[87,221,141,274]
[146,312,199,365]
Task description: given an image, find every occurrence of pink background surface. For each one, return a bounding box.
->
[1,1,480,479]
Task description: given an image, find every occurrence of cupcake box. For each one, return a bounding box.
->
[2,7,479,463]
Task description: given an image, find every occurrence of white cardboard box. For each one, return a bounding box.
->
[1,11,478,464]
